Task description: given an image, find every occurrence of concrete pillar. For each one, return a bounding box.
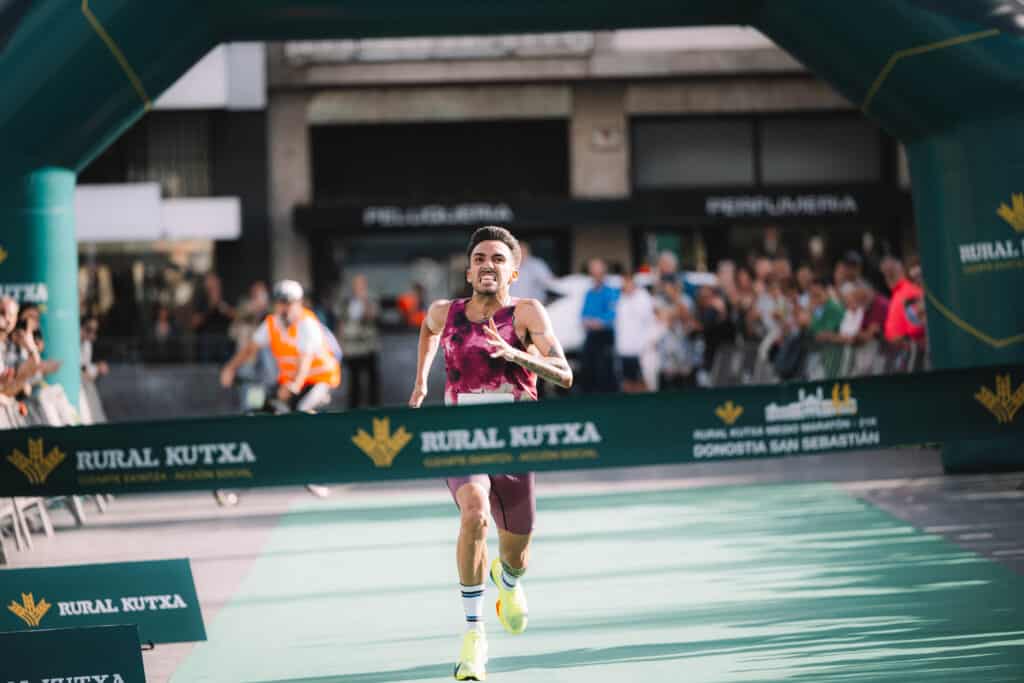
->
[267,92,313,289]
[570,83,629,197]
[570,83,631,270]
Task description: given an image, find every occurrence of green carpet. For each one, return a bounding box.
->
[171,483,1024,682]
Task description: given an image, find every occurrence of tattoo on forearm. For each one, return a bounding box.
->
[514,346,572,386]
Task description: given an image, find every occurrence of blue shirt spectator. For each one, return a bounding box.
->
[581,282,619,329]
[580,258,619,394]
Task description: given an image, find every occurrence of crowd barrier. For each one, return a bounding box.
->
[1,363,1021,500]
[710,338,929,387]
[0,379,110,565]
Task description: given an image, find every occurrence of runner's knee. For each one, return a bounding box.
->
[457,485,490,535]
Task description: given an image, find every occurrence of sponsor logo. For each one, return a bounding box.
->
[8,593,51,628]
[0,282,48,305]
[0,245,7,265]
[714,401,743,426]
[352,417,413,468]
[958,239,1022,265]
[831,382,854,410]
[765,384,858,422]
[997,192,1024,232]
[7,591,190,630]
[74,442,255,471]
[8,438,66,485]
[975,374,1024,424]
[958,193,1024,271]
[420,422,602,453]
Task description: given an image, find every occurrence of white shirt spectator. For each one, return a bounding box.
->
[80,338,99,379]
[839,307,865,337]
[253,316,323,354]
[512,256,555,302]
[614,287,656,356]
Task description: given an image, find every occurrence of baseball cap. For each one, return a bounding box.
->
[272,279,304,303]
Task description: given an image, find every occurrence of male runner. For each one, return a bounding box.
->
[409,226,573,681]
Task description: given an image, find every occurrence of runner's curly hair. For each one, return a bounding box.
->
[466,226,521,267]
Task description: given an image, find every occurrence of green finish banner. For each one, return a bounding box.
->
[0,365,1022,497]
[0,625,145,683]
[909,119,1024,367]
[0,559,205,644]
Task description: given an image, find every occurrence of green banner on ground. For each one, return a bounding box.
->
[0,559,205,644]
[0,625,146,683]
[0,365,1022,496]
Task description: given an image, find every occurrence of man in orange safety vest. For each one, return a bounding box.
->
[217,280,341,505]
[221,279,340,412]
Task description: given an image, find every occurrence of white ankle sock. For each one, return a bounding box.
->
[500,563,523,590]
[461,583,485,631]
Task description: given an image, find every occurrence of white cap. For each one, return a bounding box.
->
[273,279,304,303]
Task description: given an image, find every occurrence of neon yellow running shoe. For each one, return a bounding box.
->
[490,558,528,634]
[453,629,487,681]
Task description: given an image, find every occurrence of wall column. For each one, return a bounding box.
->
[268,92,314,289]
[570,83,631,270]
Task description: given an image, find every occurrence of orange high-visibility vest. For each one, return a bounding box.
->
[266,309,341,388]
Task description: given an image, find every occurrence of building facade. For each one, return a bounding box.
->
[80,28,915,342]
[271,27,914,317]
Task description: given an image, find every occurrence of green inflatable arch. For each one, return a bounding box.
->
[2,1,1022,469]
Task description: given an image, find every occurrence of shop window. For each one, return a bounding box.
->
[760,117,881,185]
[81,112,212,197]
[632,119,755,189]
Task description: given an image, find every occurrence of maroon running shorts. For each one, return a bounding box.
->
[446,473,535,535]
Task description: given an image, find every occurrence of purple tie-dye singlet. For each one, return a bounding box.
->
[442,298,538,406]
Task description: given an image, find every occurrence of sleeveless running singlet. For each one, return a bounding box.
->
[441,298,538,406]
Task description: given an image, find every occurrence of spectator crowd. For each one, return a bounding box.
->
[0,297,63,403]
[71,234,931,408]
[571,248,927,394]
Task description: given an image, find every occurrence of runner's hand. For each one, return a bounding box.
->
[484,319,518,362]
[409,384,427,408]
[219,366,235,388]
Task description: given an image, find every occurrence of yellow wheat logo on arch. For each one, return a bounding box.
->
[0,246,8,265]
[352,417,413,468]
[7,438,66,484]
[997,193,1024,232]
[975,374,1024,424]
[715,401,743,425]
[8,593,51,628]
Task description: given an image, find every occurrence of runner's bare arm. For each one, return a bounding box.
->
[410,300,450,407]
[485,300,572,389]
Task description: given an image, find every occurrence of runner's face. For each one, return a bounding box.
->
[467,241,517,296]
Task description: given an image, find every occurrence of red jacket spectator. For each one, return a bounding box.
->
[885,277,925,342]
